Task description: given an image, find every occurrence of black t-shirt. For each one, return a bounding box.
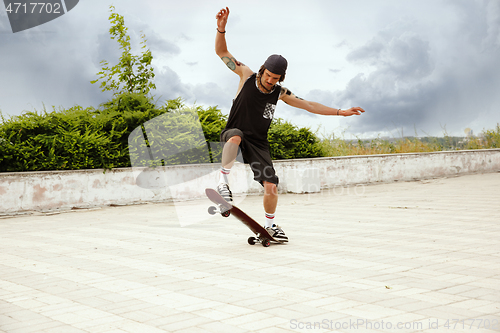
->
[224,73,281,150]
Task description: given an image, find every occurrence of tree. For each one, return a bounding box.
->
[91,6,156,95]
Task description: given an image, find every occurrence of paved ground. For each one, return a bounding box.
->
[0,172,499,333]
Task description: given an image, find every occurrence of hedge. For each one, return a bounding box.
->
[0,93,325,172]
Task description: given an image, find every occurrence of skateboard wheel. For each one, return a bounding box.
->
[221,210,230,218]
[208,206,217,215]
[248,237,256,245]
[262,239,271,247]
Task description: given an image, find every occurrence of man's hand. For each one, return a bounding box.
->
[216,7,229,32]
[342,107,365,116]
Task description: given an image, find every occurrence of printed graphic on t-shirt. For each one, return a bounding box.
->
[263,103,276,120]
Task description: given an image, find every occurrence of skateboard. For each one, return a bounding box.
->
[205,188,284,247]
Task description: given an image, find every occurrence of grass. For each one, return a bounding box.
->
[320,124,500,157]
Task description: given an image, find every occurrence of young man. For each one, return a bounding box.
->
[215,7,365,242]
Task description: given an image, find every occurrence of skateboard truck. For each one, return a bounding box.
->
[208,204,230,217]
[247,233,271,247]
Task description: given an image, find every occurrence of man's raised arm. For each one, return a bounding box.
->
[215,7,252,79]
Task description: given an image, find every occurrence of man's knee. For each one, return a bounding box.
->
[263,181,278,196]
[227,135,241,146]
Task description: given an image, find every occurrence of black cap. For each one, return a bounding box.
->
[263,54,287,76]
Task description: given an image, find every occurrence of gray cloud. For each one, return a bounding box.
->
[276,0,500,137]
[154,66,193,101]
[192,82,233,109]
[0,2,186,116]
[144,31,181,56]
[338,21,435,133]
[123,16,181,58]
[0,28,106,114]
[0,10,8,31]
[93,32,121,67]
[335,0,500,137]
[153,66,232,112]
[347,21,433,80]
[0,9,111,114]
[0,1,226,119]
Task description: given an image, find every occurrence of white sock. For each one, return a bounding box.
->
[219,167,231,185]
[265,212,275,228]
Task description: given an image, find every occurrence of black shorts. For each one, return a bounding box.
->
[221,128,279,186]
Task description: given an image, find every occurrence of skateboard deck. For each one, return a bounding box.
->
[205,188,284,247]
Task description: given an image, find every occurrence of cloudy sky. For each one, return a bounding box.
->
[1,0,499,139]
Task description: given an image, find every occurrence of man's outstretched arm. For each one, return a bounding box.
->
[215,7,252,79]
[280,88,365,116]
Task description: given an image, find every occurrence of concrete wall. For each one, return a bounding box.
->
[1,149,499,214]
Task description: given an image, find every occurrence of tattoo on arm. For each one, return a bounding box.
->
[280,87,293,97]
[280,87,304,103]
[221,56,243,71]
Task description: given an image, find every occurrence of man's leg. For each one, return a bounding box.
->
[218,131,242,202]
[221,135,241,171]
[263,181,278,220]
[219,135,241,186]
[262,183,287,242]
[234,140,287,241]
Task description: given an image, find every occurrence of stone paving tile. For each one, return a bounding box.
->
[259,327,300,333]
[198,320,250,333]
[0,172,499,332]
[156,315,214,332]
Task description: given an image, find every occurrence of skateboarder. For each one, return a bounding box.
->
[215,7,365,242]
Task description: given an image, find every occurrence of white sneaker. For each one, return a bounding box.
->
[217,183,233,203]
[265,224,288,242]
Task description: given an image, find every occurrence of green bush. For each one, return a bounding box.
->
[268,118,325,160]
[128,105,226,167]
[0,93,338,172]
[0,93,170,172]
[0,94,231,172]
[196,105,227,163]
[0,106,123,172]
